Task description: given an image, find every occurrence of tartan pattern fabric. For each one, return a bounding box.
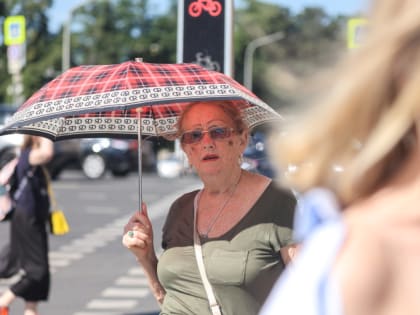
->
[2,61,281,140]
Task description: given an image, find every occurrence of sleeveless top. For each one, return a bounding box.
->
[14,148,50,221]
[157,182,296,315]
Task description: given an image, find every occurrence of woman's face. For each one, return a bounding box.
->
[180,103,247,178]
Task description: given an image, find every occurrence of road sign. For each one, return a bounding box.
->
[7,44,26,74]
[4,15,26,46]
[347,18,368,49]
[177,0,233,76]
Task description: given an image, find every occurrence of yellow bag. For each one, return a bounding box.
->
[50,209,70,235]
[42,167,70,235]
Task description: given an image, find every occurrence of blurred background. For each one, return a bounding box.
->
[0,0,367,179]
[0,1,367,314]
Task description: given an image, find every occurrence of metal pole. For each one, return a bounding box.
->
[62,0,102,73]
[137,109,143,211]
[62,20,71,72]
[243,32,284,91]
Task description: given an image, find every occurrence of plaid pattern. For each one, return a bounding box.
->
[2,61,281,140]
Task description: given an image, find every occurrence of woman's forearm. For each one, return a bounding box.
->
[137,254,166,304]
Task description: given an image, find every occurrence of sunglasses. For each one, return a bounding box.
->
[180,127,235,144]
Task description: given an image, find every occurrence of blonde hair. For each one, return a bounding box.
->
[270,0,420,205]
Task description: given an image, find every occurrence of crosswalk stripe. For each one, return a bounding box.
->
[102,288,149,298]
[49,251,83,259]
[49,259,71,267]
[59,245,96,253]
[86,299,138,309]
[115,276,149,286]
[128,267,144,276]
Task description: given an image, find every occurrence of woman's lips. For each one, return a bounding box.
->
[202,154,219,161]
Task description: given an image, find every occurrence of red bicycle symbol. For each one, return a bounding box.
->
[188,0,222,17]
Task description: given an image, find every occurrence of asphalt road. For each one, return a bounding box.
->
[0,170,201,315]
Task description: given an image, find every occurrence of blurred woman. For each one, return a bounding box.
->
[0,135,53,315]
[260,0,420,314]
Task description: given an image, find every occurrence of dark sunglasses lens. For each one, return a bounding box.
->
[210,127,230,139]
[182,130,203,144]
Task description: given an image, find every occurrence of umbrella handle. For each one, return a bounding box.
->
[137,108,143,212]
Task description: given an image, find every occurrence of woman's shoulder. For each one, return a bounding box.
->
[167,189,200,217]
[332,212,392,313]
[245,171,296,201]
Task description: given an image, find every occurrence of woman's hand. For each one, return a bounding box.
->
[122,203,155,263]
[280,244,300,265]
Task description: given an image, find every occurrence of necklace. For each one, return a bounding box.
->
[199,171,242,239]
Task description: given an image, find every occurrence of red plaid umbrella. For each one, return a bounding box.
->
[0,60,281,206]
[1,60,281,140]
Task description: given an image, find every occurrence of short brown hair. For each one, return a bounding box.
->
[176,101,248,137]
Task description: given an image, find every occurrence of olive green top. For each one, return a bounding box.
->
[157,182,296,315]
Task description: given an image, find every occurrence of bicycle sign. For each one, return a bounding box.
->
[188,0,222,17]
[179,0,233,75]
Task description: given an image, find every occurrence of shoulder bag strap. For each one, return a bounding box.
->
[193,190,222,315]
[13,167,34,201]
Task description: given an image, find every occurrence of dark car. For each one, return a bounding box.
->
[47,138,156,180]
[241,131,275,178]
[0,106,23,160]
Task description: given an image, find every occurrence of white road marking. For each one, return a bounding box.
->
[86,299,138,309]
[115,276,149,286]
[102,288,149,298]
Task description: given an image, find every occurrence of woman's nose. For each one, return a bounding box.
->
[201,132,215,148]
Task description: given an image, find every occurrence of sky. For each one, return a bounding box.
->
[47,0,368,33]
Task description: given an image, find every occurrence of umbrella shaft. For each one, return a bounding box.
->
[137,111,143,212]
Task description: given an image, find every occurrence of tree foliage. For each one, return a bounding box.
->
[0,0,54,105]
[0,0,349,109]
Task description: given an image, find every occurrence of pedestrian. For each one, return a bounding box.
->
[0,135,54,315]
[260,0,420,314]
[122,101,297,315]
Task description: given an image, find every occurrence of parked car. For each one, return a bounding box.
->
[0,106,157,180]
[241,131,275,178]
[47,138,156,180]
[0,106,23,161]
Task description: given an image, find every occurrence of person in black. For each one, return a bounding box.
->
[0,135,53,315]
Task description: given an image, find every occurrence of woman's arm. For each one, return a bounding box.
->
[122,205,166,304]
[136,251,166,304]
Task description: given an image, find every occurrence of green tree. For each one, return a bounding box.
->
[0,0,55,105]
[70,0,177,66]
[0,0,349,113]
[234,0,346,109]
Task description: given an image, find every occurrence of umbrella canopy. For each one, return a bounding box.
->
[1,60,281,140]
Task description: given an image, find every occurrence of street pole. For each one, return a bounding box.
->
[62,20,71,72]
[243,31,284,91]
[62,0,104,72]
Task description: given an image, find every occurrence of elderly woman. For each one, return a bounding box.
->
[122,101,297,315]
